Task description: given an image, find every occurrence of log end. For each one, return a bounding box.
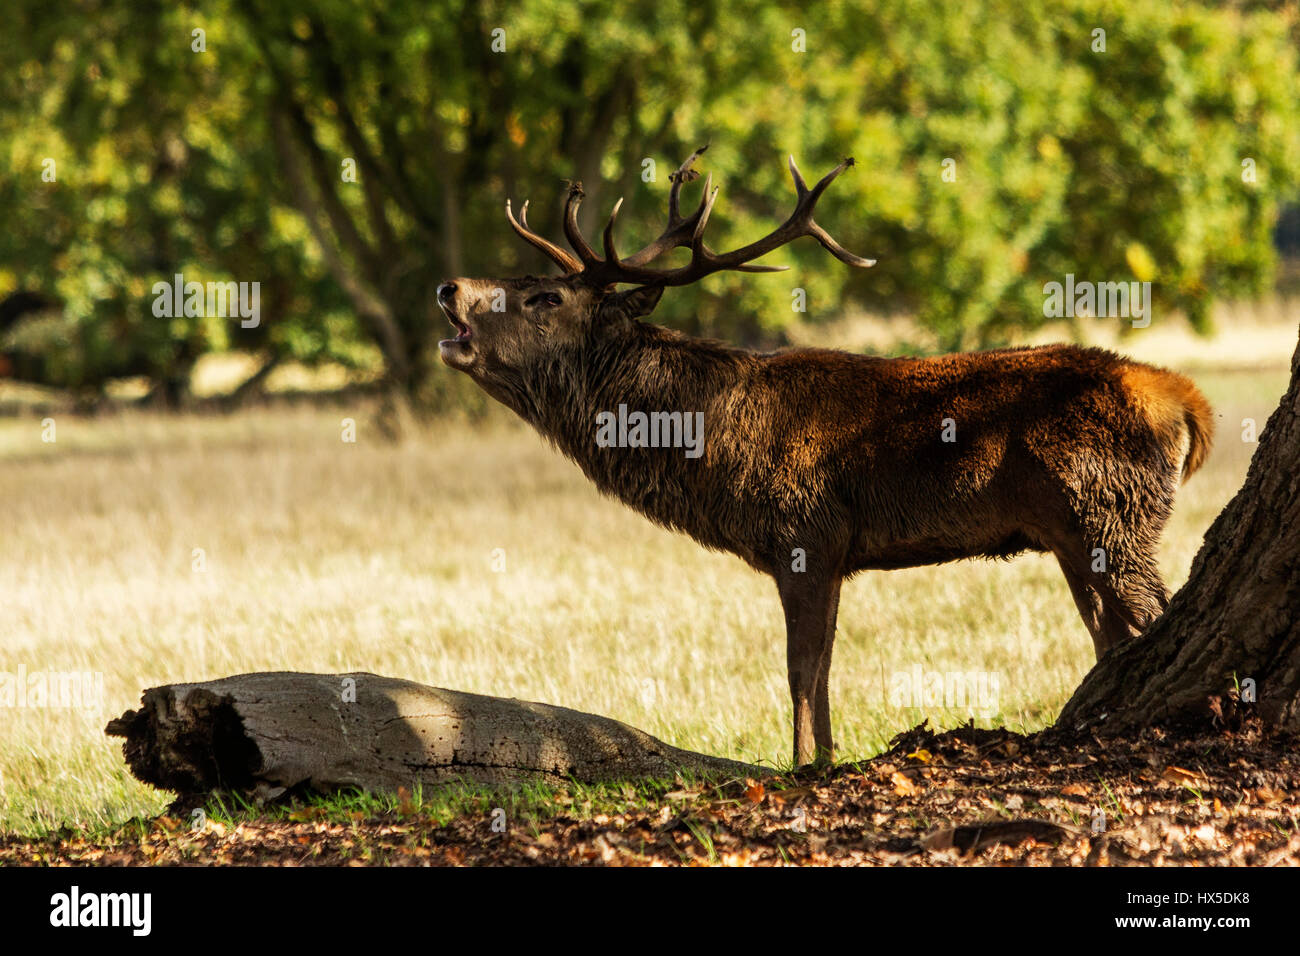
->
[107,685,262,795]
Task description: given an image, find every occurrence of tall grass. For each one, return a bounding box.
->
[0,315,1292,835]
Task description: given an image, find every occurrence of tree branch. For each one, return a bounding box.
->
[271,107,409,380]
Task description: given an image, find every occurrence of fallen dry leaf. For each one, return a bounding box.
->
[1191,824,1219,844]
[1161,765,1205,786]
[396,786,416,817]
[892,771,919,797]
[770,786,814,804]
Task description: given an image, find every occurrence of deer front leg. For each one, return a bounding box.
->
[777,566,842,769]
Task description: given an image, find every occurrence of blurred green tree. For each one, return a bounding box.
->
[0,0,1296,407]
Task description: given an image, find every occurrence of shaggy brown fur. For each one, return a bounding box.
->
[436,273,1213,767]
[441,139,1217,766]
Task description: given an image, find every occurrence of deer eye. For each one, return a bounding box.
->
[525,291,563,309]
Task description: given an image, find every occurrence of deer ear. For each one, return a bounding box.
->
[601,285,664,321]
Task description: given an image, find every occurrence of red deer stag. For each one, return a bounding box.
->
[437,147,1213,768]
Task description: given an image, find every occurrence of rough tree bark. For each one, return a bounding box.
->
[1058,328,1300,734]
[106,672,766,799]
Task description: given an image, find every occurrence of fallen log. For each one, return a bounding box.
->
[106,671,768,799]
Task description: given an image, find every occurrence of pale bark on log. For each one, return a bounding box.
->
[106,671,768,798]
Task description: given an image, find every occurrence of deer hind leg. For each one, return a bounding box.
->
[777,565,842,770]
[1053,554,1107,657]
[1091,548,1168,653]
[1054,521,1170,658]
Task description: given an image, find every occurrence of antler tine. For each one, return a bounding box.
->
[689,179,719,248]
[667,174,684,223]
[505,198,583,274]
[602,198,624,265]
[808,221,877,267]
[807,156,854,203]
[730,262,792,273]
[667,144,709,223]
[561,182,602,267]
[787,155,809,196]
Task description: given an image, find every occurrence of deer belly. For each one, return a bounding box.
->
[848,529,1044,572]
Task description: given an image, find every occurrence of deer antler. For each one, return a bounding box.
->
[505,198,584,274]
[505,147,875,287]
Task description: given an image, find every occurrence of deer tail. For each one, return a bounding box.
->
[1119,363,1214,483]
[1177,379,1214,482]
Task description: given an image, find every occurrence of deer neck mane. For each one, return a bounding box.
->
[515,321,754,533]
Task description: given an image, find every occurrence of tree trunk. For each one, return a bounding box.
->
[1058,328,1300,734]
[106,672,767,800]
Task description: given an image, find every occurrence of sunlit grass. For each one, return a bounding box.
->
[0,319,1292,835]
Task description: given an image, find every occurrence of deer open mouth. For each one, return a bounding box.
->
[437,305,476,368]
[439,308,475,345]
[439,312,473,345]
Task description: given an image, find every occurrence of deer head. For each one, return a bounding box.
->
[436,146,875,392]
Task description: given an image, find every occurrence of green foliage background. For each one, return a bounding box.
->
[1,0,1297,400]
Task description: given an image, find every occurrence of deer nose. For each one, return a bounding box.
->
[437,282,457,305]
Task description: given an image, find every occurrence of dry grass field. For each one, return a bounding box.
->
[0,309,1294,837]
